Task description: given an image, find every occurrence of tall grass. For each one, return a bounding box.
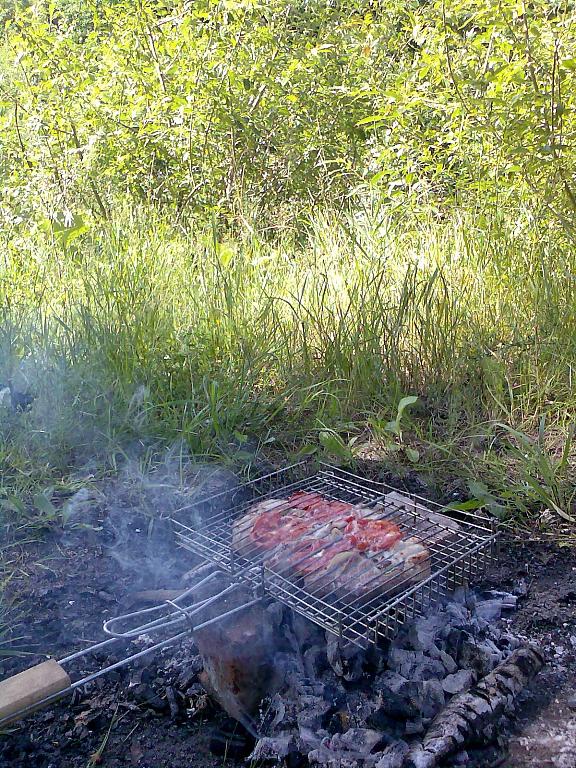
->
[1,203,575,519]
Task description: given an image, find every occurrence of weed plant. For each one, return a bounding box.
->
[1,203,575,525]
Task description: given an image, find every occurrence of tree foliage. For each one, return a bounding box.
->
[1,0,576,228]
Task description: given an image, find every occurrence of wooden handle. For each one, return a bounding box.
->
[0,659,71,725]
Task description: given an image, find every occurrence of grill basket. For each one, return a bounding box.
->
[173,464,499,647]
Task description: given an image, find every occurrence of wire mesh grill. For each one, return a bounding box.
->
[172,463,499,646]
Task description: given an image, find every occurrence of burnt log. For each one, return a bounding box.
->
[405,645,545,768]
[192,575,281,734]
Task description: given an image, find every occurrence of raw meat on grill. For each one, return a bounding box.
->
[230,492,432,600]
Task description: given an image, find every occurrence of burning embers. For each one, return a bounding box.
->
[188,570,542,768]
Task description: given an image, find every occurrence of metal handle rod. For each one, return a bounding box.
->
[103,564,262,640]
[0,596,261,731]
[192,598,260,632]
[103,581,244,639]
[60,568,223,664]
[0,628,189,732]
[102,568,223,635]
[59,636,121,666]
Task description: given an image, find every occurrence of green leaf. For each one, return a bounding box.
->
[41,214,89,250]
[32,491,57,518]
[404,446,420,463]
[291,443,318,461]
[356,114,386,126]
[385,395,419,437]
[319,430,353,461]
[0,495,26,515]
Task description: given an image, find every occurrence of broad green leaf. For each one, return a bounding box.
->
[405,446,420,463]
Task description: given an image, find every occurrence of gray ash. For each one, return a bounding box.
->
[244,588,522,767]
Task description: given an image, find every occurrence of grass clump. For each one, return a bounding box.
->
[0,203,575,527]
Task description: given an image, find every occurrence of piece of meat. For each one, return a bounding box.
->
[344,515,403,552]
[288,491,354,522]
[231,499,291,556]
[266,534,350,575]
[304,548,393,604]
[232,493,354,557]
[231,494,431,603]
[304,536,430,603]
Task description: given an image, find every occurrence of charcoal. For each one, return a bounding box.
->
[129,682,166,712]
[375,672,422,719]
[329,728,388,754]
[438,650,457,674]
[277,652,307,687]
[474,599,503,622]
[287,669,326,698]
[297,696,334,730]
[259,693,287,730]
[407,627,438,653]
[307,746,361,767]
[443,628,469,661]
[512,578,529,597]
[412,659,447,682]
[290,613,324,651]
[421,680,445,719]
[309,732,390,768]
[299,724,327,747]
[374,740,410,768]
[404,717,425,735]
[249,734,302,763]
[424,642,443,660]
[388,647,418,668]
[375,669,407,694]
[452,587,476,611]
[209,720,254,759]
[442,669,475,695]
[481,590,519,610]
[444,602,470,625]
[177,656,203,689]
[407,615,445,651]
[388,646,445,681]
[457,638,503,676]
[366,708,405,738]
[304,645,328,679]
[129,666,154,686]
[326,634,366,682]
[165,685,181,719]
[497,633,521,652]
[322,682,347,710]
[387,648,423,676]
[342,691,380,728]
[185,681,206,697]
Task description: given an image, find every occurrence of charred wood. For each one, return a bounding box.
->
[405,645,545,768]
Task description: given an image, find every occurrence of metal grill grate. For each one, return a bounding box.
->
[172,464,499,646]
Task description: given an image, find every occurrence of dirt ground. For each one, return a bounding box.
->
[476,538,576,768]
[0,506,575,768]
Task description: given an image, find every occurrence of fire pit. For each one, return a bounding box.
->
[1,462,549,768]
[172,464,499,646]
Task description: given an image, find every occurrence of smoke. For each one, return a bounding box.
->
[0,346,244,582]
[100,441,241,589]
[0,347,118,472]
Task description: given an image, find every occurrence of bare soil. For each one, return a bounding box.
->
[0,514,575,768]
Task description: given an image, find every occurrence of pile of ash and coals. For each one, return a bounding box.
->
[187,583,540,768]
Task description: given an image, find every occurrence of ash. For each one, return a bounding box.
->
[246,588,521,767]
